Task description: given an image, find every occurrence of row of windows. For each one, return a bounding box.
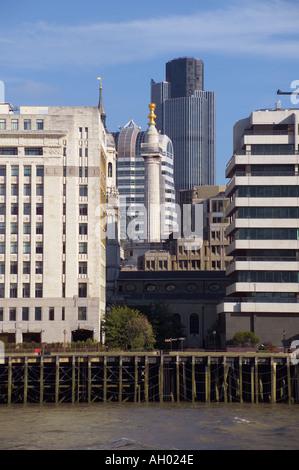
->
[237,207,299,219]
[236,271,299,283]
[0,119,44,131]
[0,221,43,234]
[0,183,43,196]
[235,228,299,240]
[0,283,42,298]
[0,203,43,215]
[0,166,44,177]
[0,261,42,275]
[236,186,299,198]
[0,241,43,254]
[0,306,87,322]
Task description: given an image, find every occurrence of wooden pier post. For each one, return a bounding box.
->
[144,356,149,403]
[87,357,91,404]
[271,357,276,404]
[119,356,123,403]
[24,357,28,404]
[251,364,255,404]
[40,356,44,404]
[134,356,138,403]
[255,357,259,403]
[72,355,76,404]
[287,356,292,404]
[159,355,164,402]
[192,356,196,403]
[205,356,211,403]
[7,357,12,404]
[223,357,228,404]
[103,356,107,402]
[55,356,59,404]
[176,355,180,403]
[239,357,243,403]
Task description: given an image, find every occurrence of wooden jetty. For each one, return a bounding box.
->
[0,351,298,405]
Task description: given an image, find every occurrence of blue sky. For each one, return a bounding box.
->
[1,0,299,185]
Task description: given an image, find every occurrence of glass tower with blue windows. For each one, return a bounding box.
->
[151,57,216,196]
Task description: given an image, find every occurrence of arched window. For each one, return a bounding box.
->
[108,162,112,178]
[190,313,199,335]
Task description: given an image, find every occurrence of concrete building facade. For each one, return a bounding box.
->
[0,102,107,344]
[217,107,299,348]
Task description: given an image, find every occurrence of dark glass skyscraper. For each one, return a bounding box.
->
[151,57,215,195]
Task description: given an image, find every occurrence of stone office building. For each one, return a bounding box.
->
[0,101,107,344]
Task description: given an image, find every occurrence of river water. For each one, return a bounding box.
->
[1,402,299,451]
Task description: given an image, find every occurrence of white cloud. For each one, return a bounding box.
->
[1,0,299,69]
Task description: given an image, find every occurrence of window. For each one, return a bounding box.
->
[11,221,19,235]
[0,308,3,321]
[22,307,29,321]
[79,242,87,254]
[24,203,31,215]
[0,284,4,298]
[24,166,31,177]
[108,162,113,178]
[62,307,65,321]
[49,307,54,321]
[24,222,31,234]
[78,283,87,297]
[10,262,17,274]
[22,283,30,298]
[35,262,42,275]
[0,119,6,130]
[85,148,88,158]
[35,307,42,320]
[0,242,5,254]
[11,166,18,176]
[36,203,43,215]
[190,313,199,335]
[0,222,5,234]
[11,203,18,215]
[23,242,30,254]
[23,261,30,274]
[79,204,88,216]
[11,119,18,130]
[0,204,5,215]
[36,166,44,176]
[36,119,44,130]
[0,262,4,274]
[79,262,87,275]
[11,184,18,196]
[79,223,87,236]
[36,184,43,196]
[0,166,6,176]
[78,306,87,320]
[35,284,43,298]
[36,242,43,254]
[10,283,17,298]
[79,185,88,197]
[0,147,18,155]
[0,184,5,195]
[9,307,16,321]
[24,119,31,130]
[10,242,17,254]
[25,148,43,156]
[36,222,43,234]
[24,184,31,196]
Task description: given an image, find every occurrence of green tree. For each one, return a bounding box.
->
[104,304,155,350]
[232,331,260,347]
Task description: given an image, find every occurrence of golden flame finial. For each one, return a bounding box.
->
[148,103,156,125]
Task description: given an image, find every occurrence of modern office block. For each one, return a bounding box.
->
[217,107,299,348]
[151,57,216,195]
[0,102,107,344]
[113,118,176,241]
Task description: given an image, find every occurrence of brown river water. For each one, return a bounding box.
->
[1,402,299,451]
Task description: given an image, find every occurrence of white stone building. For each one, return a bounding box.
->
[217,107,299,348]
[0,102,107,345]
